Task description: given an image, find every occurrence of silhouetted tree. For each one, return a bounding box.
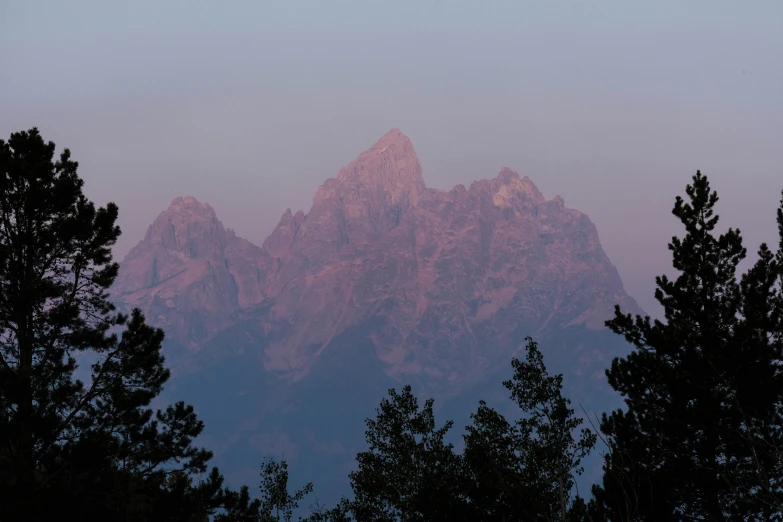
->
[348,385,467,522]
[258,456,314,522]
[0,128,239,520]
[463,400,526,521]
[463,338,596,521]
[217,478,263,522]
[303,497,353,522]
[591,171,783,521]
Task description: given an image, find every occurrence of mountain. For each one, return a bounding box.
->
[115,128,640,386]
[112,129,642,499]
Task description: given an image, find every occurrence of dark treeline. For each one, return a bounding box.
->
[1,128,782,521]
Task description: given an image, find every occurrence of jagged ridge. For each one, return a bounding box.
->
[113,129,642,388]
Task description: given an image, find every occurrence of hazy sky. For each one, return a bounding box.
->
[1,0,781,316]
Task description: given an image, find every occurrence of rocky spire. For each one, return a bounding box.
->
[138,196,227,256]
[115,196,229,292]
[335,128,425,206]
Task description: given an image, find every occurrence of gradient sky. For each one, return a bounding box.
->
[1,0,781,316]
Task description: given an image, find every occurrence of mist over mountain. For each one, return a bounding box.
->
[112,129,642,498]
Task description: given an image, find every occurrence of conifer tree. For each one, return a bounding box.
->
[591,171,783,521]
[0,128,230,520]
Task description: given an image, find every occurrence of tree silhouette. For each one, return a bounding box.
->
[592,171,783,521]
[464,338,596,521]
[349,385,466,521]
[0,128,234,520]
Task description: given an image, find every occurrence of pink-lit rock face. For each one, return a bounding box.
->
[113,129,642,386]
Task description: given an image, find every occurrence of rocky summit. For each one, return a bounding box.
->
[113,128,642,394]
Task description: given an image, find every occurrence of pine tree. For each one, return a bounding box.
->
[216,481,264,522]
[0,128,228,520]
[591,171,783,520]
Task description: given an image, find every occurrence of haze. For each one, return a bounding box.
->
[1,0,781,316]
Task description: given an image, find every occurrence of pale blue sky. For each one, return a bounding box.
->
[1,1,782,315]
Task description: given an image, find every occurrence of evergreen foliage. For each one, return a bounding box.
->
[0,128,248,521]
[591,171,783,521]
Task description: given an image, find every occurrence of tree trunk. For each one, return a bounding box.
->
[16,301,35,511]
[559,473,566,521]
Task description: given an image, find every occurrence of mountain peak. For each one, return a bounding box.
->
[127,195,227,260]
[497,167,519,182]
[491,168,545,207]
[373,127,410,148]
[292,129,427,256]
[333,128,425,204]
[263,207,305,256]
[166,196,216,218]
